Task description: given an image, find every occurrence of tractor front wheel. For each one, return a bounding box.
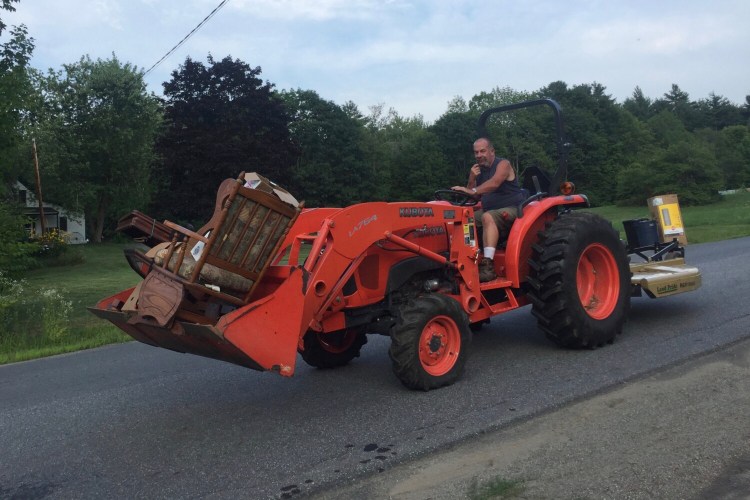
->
[299,327,367,369]
[389,294,472,390]
[528,211,630,348]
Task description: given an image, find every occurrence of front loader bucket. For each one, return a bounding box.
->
[89,266,312,376]
[88,305,266,370]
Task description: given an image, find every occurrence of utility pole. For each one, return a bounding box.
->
[32,138,46,235]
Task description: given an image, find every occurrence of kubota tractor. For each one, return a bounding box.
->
[90,99,701,390]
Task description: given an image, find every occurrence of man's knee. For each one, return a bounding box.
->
[482,211,496,227]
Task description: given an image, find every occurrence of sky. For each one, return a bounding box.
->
[4,0,749,123]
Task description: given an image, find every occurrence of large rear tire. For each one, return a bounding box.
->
[528,211,630,348]
[299,327,367,369]
[389,294,472,390]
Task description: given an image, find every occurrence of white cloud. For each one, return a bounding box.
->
[94,0,124,31]
[229,0,406,21]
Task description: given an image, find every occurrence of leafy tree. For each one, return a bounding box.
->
[694,93,743,131]
[655,141,722,205]
[468,86,533,115]
[714,125,750,188]
[539,81,635,205]
[153,55,296,224]
[741,96,750,126]
[652,84,701,130]
[280,89,374,207]
[623,86,653,121]
[430,105,476,185]
[615,162,653,206]
[0,20,33,185]
[647,110,692,146]
[0,0,20,36]
[375,114,451,201]
[31,55,162,242]
[0,200,37,275]
[635,113,722,204]
[0,1,39,273]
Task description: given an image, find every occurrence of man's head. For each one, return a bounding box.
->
[473,137,495,167]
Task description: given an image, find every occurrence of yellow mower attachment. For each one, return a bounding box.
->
[630,257,702,298]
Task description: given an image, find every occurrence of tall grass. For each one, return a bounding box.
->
[0,244,142,364]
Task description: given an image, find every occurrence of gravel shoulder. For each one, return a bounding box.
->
[312,337,750,500]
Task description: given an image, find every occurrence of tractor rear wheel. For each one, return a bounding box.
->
[528,211,630,348]
[299,327,367,369]
[389,294,472,390]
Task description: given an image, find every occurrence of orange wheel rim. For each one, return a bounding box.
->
[418,315,461,376]
[577,243,620,319]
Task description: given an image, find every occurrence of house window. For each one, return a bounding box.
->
[18,189,27,204]
[60,217,68,231]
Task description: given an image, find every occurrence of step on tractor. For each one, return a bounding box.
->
[90,99,702,391]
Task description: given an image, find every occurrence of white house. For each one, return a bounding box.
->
[14,181,87,244]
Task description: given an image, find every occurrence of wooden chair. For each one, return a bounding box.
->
[153,172,302,308]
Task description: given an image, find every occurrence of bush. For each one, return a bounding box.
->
[0,271,72,343]
[0,202,38,276]
[33,227,69,259]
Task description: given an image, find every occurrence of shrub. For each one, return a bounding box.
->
[0,202,38,276]
[34,227,69,259]
[0,272,72,343]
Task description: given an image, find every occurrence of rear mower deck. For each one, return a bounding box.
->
[630,257,701,298]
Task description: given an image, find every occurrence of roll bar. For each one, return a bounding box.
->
[477,98,568,195]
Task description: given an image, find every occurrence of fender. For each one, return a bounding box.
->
[504,194,589,285]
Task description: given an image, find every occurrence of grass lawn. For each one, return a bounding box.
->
[2,191,749,365]
[586,190,750,243]
[0,243,144,364]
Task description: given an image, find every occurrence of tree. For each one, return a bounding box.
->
[539,81,638,205]
[374,114,451,201]
[468,86,533,114]
[152,55,296,224]
[647,110,692,147]
[714,126,750,188]
[652,84,701,130]
[633,112,722,204]
[0,17,34,185]
[430,105,476,185]
[623,86,653,121]
[0,1,38,274]
[31,55,162,242]
[741,96,750,126]
[694,93,743,131]
[615,161,653,206]
[280,89,374,207]
[654,141,722,205]
[0,0,20,36]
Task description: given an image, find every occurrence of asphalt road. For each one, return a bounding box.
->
[1,236,748,499]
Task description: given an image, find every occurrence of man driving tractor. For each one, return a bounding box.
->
[452,137,525,282]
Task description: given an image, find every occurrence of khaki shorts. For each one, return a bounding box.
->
[475,206,519,236]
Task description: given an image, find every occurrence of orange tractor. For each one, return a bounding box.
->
[90,99,700,390]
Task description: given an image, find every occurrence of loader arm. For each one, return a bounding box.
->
[216,201,479,376]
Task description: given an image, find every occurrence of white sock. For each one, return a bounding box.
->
[483,247,496,259]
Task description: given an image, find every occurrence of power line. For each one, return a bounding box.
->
[144,0,230,76]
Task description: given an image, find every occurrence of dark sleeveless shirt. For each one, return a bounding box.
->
[476,157,525,211]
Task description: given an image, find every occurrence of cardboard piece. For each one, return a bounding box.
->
[647,194,688,245]
[243,172,300,208]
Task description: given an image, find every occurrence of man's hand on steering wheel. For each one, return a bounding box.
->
[450,185,477,197]
[434,188,479,206]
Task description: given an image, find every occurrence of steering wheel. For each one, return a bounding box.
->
[433,189,479,207]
